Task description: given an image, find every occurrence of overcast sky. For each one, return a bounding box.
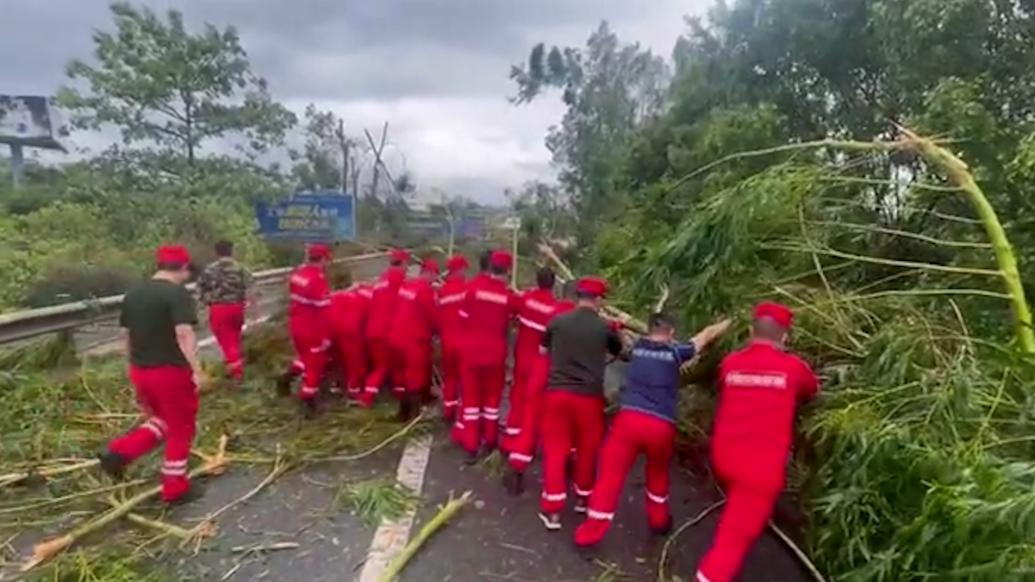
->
[3,0,708,203]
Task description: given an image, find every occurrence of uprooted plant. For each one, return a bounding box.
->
[590,130,1035,580]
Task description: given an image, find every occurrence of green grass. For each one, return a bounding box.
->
[336,478,420,526]
[0,320,422,578]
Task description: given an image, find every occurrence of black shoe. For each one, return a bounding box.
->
[396,394,419,423]
[574,495,589,514]
[538,512,562,531]
[300,398,319,419]
[276,372,294,397]
[464,450,480,466]
[574,542,599,561]
[166,482,205,506]
[503,469,524,496]
[97,450,127,480]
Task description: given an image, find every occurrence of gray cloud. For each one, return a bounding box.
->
[2,0,704,201]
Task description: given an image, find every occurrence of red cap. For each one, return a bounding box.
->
[489,250,513,271]
[156,244,191,267]
[446,254,469,273]
[390,249,411,263]
[576,276,608,298]
[421,258,441,275]
[753,301,794,329]
[307,243,332,261]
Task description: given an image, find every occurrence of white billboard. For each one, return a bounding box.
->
[0,95,69,151]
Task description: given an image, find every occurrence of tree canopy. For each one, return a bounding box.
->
[58,2,296,166]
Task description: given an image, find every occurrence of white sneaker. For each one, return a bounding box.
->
[538,512,562,531]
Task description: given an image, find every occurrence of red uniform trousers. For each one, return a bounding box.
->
[334,333,367,399]
[208,303,245,379]
[362,336,397,406]
[459,362,506,453]
[539,390,605,514]
[440,337,463,420]
[573,410,675,546]
[108,366,198,502]
[507,353,550,472]
[696,445,783,582]
[391,339,432,394]
[502,342,537,449]
[289,318,329,402]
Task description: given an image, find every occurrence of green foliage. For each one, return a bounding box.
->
[58,2,296,164]
[337,478,420,527]
[25,549,171,582]
[0,162,278,312]
[521,3,1035,572]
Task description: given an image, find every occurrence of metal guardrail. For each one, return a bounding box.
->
[0,252,388,346]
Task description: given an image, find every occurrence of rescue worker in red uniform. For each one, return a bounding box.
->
[436,254,470,422]
[504,282,575,495]
[278,243,333,418]
[450,249,495,445]
[329,268,372,399]
[197,240,252,381]
[361,249,410,407]
[458,250,517,462]
[389,258,441,421]
[695,302,819,582]
[501,267,558,452]
[538,277,624,530]
[574,312,731,547]
[99,245,203,504]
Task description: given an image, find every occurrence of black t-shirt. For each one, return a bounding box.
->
[542,306,623,396]
[119,279,198,368]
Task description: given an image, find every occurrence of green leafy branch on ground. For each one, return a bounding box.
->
[336,478,420,527]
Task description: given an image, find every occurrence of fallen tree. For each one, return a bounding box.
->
[578,130,1035,580]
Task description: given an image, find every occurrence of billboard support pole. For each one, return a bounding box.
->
[352,190,359,240]
[9,143,23,188]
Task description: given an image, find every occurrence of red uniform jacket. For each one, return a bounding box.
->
[528,299,576,383]
[329,283,372,338]
[391,277,439,345]
[460,274,517,367]
[437,275,468,350]
[365,265,406,340]
[289,264,330,321]
[288,263,330,343]
[713,340,819,490]
[514,288,557,358]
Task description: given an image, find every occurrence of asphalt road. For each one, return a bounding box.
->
[7,258,813,581]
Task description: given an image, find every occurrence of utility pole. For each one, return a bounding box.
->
[335,119,357,239]
[8,143,24,188]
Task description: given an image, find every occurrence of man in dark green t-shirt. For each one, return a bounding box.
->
[100,244,204,504]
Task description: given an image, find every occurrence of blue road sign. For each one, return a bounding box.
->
[256,192,356,242]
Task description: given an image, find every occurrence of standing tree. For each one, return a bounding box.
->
[58,2,296,166]
[511,22,668,240]
[290,104,355,192]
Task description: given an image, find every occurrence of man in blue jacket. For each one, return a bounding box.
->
[573,311,730,547]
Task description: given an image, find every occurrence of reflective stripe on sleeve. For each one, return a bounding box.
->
[290,294,330,307]
[518,316,547,332]
[646,491,669,504]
